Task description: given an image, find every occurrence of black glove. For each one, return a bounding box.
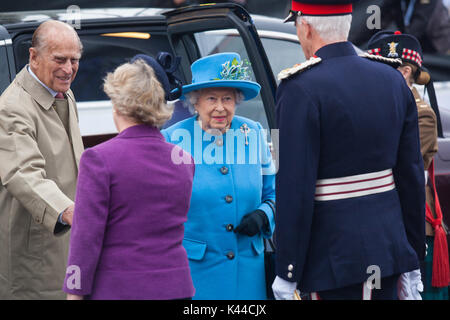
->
[234,210,269,237]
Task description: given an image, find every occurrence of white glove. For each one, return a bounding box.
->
[398,269,423,300]
[272,276,298,300]
[409,269,424,300]
[397,272,412,300]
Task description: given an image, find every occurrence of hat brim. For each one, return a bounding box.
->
[176,80,261,101]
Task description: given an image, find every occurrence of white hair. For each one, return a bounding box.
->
[297,14,352,42]
[183,88,245,115]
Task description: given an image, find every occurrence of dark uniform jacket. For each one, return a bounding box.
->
[275,41,426,293]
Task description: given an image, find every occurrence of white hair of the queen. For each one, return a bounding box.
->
[297,14,353,42]
[183,88,245,114]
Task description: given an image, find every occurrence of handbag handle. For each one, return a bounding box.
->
[263,199,275,215]
[262,198,276,252]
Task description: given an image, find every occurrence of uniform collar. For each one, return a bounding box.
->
[314,41,357,60]
[117,124,163,139]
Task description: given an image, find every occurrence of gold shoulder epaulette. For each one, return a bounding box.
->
[359,53,402,68]
[277,57,322,81]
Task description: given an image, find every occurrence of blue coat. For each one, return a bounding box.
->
[275,41,426,293]
[162,115,276,300]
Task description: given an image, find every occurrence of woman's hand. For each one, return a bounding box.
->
[234,210,269,237]
[67,293,84,300]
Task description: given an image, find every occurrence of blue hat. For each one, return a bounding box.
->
[284,0,360,22]
[130,52,183,101]
[177,52,261,101]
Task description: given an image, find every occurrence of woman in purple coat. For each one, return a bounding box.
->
[63,55,195,300]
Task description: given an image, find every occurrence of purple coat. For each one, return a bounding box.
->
[63,124,195,299]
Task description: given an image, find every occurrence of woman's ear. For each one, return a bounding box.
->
[398,65,412,81]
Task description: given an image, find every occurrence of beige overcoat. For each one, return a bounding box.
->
[0,66,84,299]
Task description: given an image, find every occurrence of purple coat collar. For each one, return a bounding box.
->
[117,124,164,140]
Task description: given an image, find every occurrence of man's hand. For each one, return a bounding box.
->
[272,276,298,300]
[61,205,74,226]
[67,293,83,300]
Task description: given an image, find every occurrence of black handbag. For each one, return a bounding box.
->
[263,199,276,300]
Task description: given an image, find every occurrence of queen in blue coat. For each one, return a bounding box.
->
[162,53,276,300]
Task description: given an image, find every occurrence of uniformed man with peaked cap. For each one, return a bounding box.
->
[368,30,449,300]
[272,0,426,300]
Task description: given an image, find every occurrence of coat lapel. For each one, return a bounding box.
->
[16,66,55,111]
[66,90,84,168]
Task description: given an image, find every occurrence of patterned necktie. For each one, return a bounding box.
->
[55,92,65,99]
[53,93,70,138]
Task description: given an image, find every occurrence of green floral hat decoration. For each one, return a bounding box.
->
[175,52,261,101]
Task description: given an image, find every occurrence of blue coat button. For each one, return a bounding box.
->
[226,251,235,260]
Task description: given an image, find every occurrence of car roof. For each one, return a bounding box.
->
[251,14,296,36]
[0,6,295,33]
[0,7,167,27]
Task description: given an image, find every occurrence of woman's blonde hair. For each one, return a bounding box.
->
[103,59,173,128]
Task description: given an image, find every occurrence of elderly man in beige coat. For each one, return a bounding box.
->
[0,20,84,299]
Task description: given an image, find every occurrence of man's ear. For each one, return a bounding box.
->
[304,20,313,40]
[29,47,40,69]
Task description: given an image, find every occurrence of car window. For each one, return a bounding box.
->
[76,34,173,102]
[14,32,172,101]
[260,36,305,83]
[193,29,269,130]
